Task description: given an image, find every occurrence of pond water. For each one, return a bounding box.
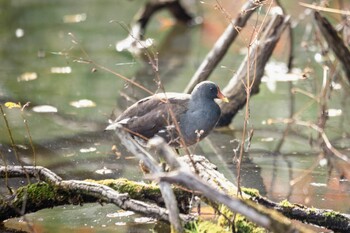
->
[1,0,349,232]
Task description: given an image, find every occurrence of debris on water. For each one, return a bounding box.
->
[15,28,24,38]
[115,222,126,226]
[80,147,96,153]
[17,72,37,82]
[95,167,113,175]
[70,99,96,108]
[261,137,274,142]
[134,217,156,223]
[50,66,72,74]
[310,182,327,187]
[327,109,342,117]
[63,13,87,23]
[107,210,134,218]
[32,105,58,113]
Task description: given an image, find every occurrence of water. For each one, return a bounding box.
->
[1,1,349,232]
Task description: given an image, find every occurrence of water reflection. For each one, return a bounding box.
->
[115,22,193,112]
[0,0,349,232]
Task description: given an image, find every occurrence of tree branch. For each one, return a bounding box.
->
[0,166,195,224]
[217,13,290,126]
[184,0,261,93]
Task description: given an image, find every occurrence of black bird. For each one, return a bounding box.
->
[106,81,229,147]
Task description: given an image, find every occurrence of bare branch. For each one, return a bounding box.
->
[184,0,261,93]
[217,14,290,126]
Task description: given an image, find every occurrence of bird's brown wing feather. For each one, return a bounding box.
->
[117,95,189,139]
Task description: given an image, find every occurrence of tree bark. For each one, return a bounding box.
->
[184,0,262,93]
[314,11,350,83]
[217,14,290,126]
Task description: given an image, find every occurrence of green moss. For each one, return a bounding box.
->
[235,214,265,233]
[279,199,293,208]
[17,182,56,202]
[241,187,260,197]
[85,178,161,200]
[185,220,230,233]
[216,205,265,233]
[323,210,339,218]
[13,182,59,210]
[217,205,234,227]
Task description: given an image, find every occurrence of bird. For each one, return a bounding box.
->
[106,81,229,148]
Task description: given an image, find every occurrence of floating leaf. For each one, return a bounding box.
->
[17,72,38,82]
[15,28,24,38]
[310,182,327,187]
[95,166,113,175]
[328,109,342,117]
[107,211,134,218]
[80,147,96,153]
[32,105,58,113]
[70,99,96,108]
[5,102,21,109]
[50,66,72,74]
[134,217,156,223]
[63,13,87,23]
[114,222,126,226]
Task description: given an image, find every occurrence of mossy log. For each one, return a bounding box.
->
[0,166,195,224]
[1,160,350,232]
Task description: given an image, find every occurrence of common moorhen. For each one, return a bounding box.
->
[106,81,228,147]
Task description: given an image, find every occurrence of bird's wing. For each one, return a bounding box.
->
[109,94,189,140]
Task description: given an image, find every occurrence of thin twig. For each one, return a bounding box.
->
[0,105,30,184]
[299,2,350,16]
[268,118,349,163]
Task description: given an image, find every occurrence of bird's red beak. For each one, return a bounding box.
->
[217,87,229,103]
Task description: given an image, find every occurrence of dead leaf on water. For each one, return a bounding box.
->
[32,105,58,113]
[17,72,38,82]
[95,166,113,175]
[134,217,156,224]
[63,13,87,23]
[70,99,96,108]
[4,102,21,109]
[50,66,72,74]
[107,210,134,218]
[80,147,96,153]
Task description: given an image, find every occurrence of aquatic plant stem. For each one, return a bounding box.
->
[0,105,30,184]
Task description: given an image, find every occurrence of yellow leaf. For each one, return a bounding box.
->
[5,102,21,109]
